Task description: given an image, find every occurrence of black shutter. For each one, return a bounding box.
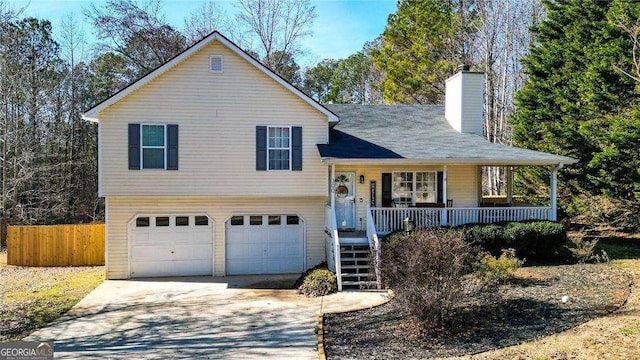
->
[382,173,392,207]
[128,123,140,170]
[166,124,179,170]
[291,126,302,171]
[437,171,444,204]
[256,126,267,170]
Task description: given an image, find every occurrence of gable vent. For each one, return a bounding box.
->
[209,55,223,73]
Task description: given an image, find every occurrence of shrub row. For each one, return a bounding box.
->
[461,220,567,260]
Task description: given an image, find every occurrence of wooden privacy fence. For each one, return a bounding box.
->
[7,223,105,266]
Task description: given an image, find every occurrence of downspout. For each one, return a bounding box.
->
[550,163,564,221]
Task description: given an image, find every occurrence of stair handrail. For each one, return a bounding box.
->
[330,204,343,291]
[366,205,382,290]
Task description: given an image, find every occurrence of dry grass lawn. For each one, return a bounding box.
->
[0,250,104,341]
[459,258,640,360]
[324,236,640,360]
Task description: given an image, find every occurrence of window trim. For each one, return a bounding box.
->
[392,171,438,206]
[140,123,167,170]
[267,125,292,171]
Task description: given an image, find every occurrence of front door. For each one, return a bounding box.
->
[334,172,356,230]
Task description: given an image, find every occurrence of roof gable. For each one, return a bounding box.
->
[82,32,338,123]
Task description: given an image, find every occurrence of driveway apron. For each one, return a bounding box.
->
[25,277,320,359]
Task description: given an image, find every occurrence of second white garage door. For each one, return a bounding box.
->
[226,214,304,275]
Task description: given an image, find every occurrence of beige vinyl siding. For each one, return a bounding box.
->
[99,41,328,197]
[106,196,326,279]
[335,164,478,231]
[447,165,480,207]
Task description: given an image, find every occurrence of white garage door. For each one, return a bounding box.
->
[130,215,213,277]
[226,214,304,275]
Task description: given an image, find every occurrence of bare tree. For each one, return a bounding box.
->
[235,0,316,70]
[609,1,640,82]
[472,0,544,195]
[183,1,233,45]
[84,0,186,80]
[0,0,26,247]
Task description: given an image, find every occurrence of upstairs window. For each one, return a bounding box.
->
[256,126,301,171]
[129,123,178,170]
[142,124,166,169]
[268,126,290,170]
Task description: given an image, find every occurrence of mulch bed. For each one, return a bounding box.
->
[323,263,632,359]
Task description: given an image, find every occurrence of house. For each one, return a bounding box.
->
[82,32,576,288]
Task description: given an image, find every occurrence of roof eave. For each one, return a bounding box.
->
[321,157,578,166]
[81,114,99,123]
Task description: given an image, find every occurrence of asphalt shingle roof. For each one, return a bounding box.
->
[317,104,577,165]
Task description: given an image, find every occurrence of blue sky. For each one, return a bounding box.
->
[11,0,397,66]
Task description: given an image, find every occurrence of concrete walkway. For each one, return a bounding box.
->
[25,275,389,359]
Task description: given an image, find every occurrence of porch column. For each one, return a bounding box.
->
[441,165,448,226]
[550,163,563,221]
[330,164,336,209]
[506,166,513,204]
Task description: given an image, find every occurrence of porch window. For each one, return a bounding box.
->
[416,172,437,203]
[268,127,290,170]
[392,171,437,206]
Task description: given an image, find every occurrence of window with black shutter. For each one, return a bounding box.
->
[128,123,178,170]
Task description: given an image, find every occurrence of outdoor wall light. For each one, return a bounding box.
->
[359,175,365,184]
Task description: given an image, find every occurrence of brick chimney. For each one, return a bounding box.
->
[445,65,484,136]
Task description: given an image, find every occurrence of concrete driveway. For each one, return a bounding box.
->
[25,275,389,359]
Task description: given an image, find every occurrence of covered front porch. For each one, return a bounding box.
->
[328,162,562,232]
[324,162,566,290]
[317,103,577,290]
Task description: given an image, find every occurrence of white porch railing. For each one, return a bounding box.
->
[370,206,551,234]
[366,205,382,290]
[325,204,343,291]
[370,207,442,234]
[446,207,551,227]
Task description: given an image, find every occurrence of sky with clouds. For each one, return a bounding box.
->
[11,0,398,67]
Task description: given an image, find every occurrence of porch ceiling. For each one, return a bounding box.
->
[317,105,577,166]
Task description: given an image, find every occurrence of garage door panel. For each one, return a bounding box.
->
[248,228,267,242]
[173,260,212,276]
[174,244,212,261]
[284,246,302,257]
[267,245,284,258]
[228,244,248,259]
[131,230,152,245]
[132,261,173,277]
[131,245,173,262]
[226,215,304,275]
[191,233,213,244]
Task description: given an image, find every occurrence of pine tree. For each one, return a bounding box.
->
[372,0,463,104]
[512,0,640,221]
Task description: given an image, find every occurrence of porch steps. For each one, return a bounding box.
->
[340,242,377,289]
